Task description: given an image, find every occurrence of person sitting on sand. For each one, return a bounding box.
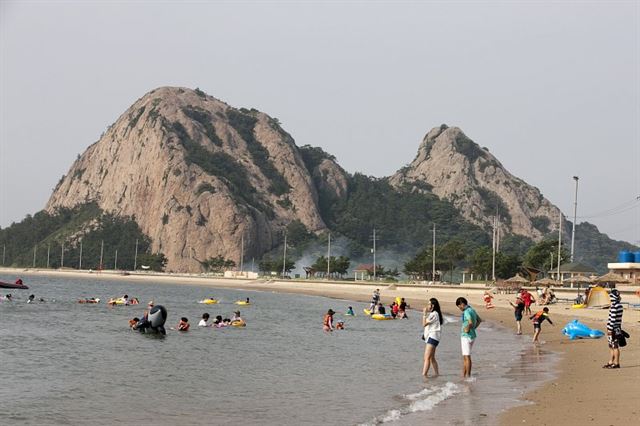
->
[346,306,355,316]
[398,298,409,319]
[323,309,335,332]
[199,313,210,327]
[336,320,345,330]
[530,307,553,343]
[177,317,190,331]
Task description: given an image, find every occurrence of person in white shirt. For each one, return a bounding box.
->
[422,298,443,377]
[198,313,210,327]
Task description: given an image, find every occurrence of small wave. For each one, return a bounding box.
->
[363,382,460,425]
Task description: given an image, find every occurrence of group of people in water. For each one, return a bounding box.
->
[125,297,247,333]
[1,293,45,303]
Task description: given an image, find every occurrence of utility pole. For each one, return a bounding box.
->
[99,240,104,270]
[133,239,138,271]
[557,210,562,282]
[432,224,436,282]
[33,245,37,268]
[281,231,287,278]
[240,234,244,273]
[372,228,377,281]
[114,249,118,270]
[550,252,554,273]
[492,215,497,282]
[47,244,50,268]
[61,241,64,268]
[79,240,83,270]
[496,214,501,252]
[327,233,331,279]
[571,176,579,262]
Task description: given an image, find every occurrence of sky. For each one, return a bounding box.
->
[1,1,639,245]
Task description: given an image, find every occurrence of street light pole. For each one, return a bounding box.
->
[570,176,579,262]
[327,233,331,279]
[432,224,436,282]
[281,231,287,278]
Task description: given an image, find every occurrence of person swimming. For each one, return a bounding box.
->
[346,306,355,316]
[177,317,190,331]
[336,320,345,330]
[323,309,335,332]
[27,294,35,304]
[199,313,210,327]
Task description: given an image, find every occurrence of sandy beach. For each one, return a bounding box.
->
[2,267,639,425]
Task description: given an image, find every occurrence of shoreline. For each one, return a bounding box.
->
[2,267,639,424]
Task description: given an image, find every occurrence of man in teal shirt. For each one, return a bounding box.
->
[456,297,481,378]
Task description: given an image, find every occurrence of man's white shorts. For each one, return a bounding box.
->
[461,336,475,356]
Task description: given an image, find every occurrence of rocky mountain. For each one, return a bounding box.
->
[43,88,632,273]
[389,125,561,239]
[46,87,347,272]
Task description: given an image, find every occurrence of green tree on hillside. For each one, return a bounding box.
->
[523,238,569,271]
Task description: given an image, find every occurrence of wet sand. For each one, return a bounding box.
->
[2,268,639,424]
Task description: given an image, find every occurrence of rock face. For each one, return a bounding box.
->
[46,87,346,272]
[389,125,561,240]
[46,89,566,272]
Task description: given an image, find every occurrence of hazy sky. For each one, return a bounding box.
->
[1,1,638,245]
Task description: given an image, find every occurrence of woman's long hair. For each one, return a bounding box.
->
[430,298,443,325]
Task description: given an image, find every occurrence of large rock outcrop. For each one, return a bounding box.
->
[46,87,346,271]
[389,125,561,240]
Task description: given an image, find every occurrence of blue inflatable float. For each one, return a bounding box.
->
[562,320,604,340]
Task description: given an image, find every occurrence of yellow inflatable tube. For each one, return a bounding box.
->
[371,314,394,320]
[199,299,219,305]
[235,301,250,305]
[231,320,246,327]
[572,304,586,309]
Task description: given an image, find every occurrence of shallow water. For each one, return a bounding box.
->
[0,274,557,425]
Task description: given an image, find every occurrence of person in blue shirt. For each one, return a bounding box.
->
[456,297,481,378]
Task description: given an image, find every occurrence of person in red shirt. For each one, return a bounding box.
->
[520,289,535,315]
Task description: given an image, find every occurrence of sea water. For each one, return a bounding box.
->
[0,274,557,425]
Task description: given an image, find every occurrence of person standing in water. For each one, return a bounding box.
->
[368,289,380,313]
[323,309,335,332]
[422,298,443,377]
[456,297,481,378]
[509,295,525,335]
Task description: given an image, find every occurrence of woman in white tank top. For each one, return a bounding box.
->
[422,298,443,377]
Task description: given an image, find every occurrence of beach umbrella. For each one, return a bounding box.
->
[534,278,560,286]
[594,272,630,284]
[565,275,594,284]
[505,274,530,284]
